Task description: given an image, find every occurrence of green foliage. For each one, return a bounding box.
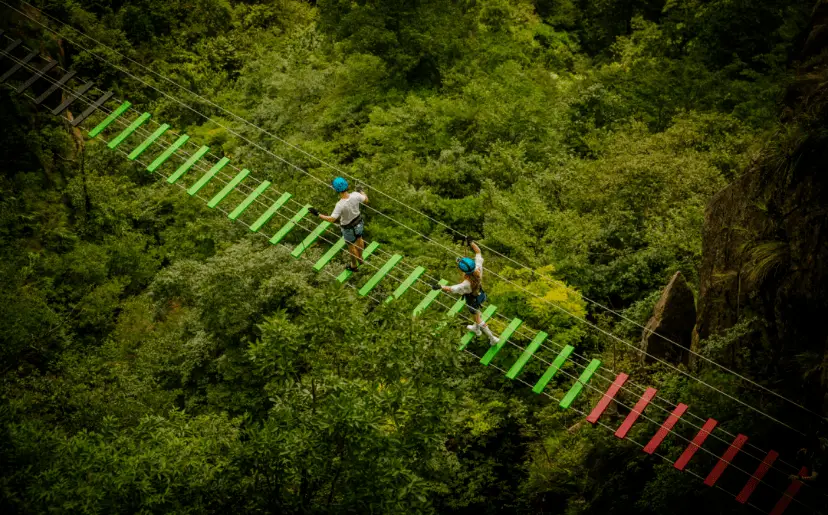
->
[5,410,243,513]
[742,240,790,285]
[490,264,586,332]
[698,315,761,365]
[1,0,817,512]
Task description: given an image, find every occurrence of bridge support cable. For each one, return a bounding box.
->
[13,0,820,432]
[4,45,822,513]
[9,3,824,451]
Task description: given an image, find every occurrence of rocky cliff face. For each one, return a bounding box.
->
[641,272,696,365]
[692,0,828,414]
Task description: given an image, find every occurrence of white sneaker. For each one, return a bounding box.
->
[489,337,500,347]
[466,324,482,336]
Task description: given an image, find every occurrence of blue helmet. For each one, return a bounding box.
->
[457,257,475,274]
[332,177,349,193]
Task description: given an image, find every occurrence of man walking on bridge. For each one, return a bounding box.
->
[309,177,367,272]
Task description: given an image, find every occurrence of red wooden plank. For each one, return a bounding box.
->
[704,433,748,487]
[614,387,657,439]
[769,467,807,515]
[736,450,779,504]
[674,418,718,471]
[642,403,688,454]
[586,373,628,424]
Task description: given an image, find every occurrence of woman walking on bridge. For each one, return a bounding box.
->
[434,240,500,346]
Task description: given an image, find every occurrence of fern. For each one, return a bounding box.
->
[743,240,789,284]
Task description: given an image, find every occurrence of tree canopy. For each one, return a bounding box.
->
[0,0,822,513]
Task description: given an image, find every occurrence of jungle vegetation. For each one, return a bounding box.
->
[0,0,822,513]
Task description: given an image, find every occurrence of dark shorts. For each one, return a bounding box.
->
[465,290,487,314]
[341,218,364,244]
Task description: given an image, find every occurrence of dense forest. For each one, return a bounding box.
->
[2,0,827,513]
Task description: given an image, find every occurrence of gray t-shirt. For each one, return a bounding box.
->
[330,192,366,226]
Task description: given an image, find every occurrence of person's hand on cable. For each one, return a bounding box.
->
[468,238,481,254]
[308,207,319,216]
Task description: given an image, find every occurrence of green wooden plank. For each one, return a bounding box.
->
[337,241,380,283]
[167,145,210,184]
[270,205,309,244]
[129,123,170,160]
[413,279,448,317]
[208,169,249,208]
[292,221,332,258]
[88,100,131,138]
[229,180,270,220]
[458,305,499,351]
[108,112,150,149]
[359,254,402,296]
[506,331,548,380]
[532,344,575,394]
[251,192,293,232]
[187,157,230,196]
[313,238,346,271]
[447,298,466,318]
[147,134,189,172]
[559,359,601,409]
[386,266,426,303]
[479,317,523,361]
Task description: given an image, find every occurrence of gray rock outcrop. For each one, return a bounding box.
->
[641,272,696,365]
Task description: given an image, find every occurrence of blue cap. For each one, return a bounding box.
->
[457,257,475,273]
[332,177,349,192]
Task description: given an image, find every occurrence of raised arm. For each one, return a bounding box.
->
[356,186,368,204]
[469,240,481,255]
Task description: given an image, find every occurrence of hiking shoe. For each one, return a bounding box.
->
[466,324,482,336]
[346,264,359,273]
[488,337,500,347]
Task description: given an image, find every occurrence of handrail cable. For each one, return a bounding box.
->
[90,110,810,514]
[8,5,818,437]
[6,54,819,507]
[12,0,825,427]
[4,39,820,499]
[4,34,824,508]
[75,116,797,514]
